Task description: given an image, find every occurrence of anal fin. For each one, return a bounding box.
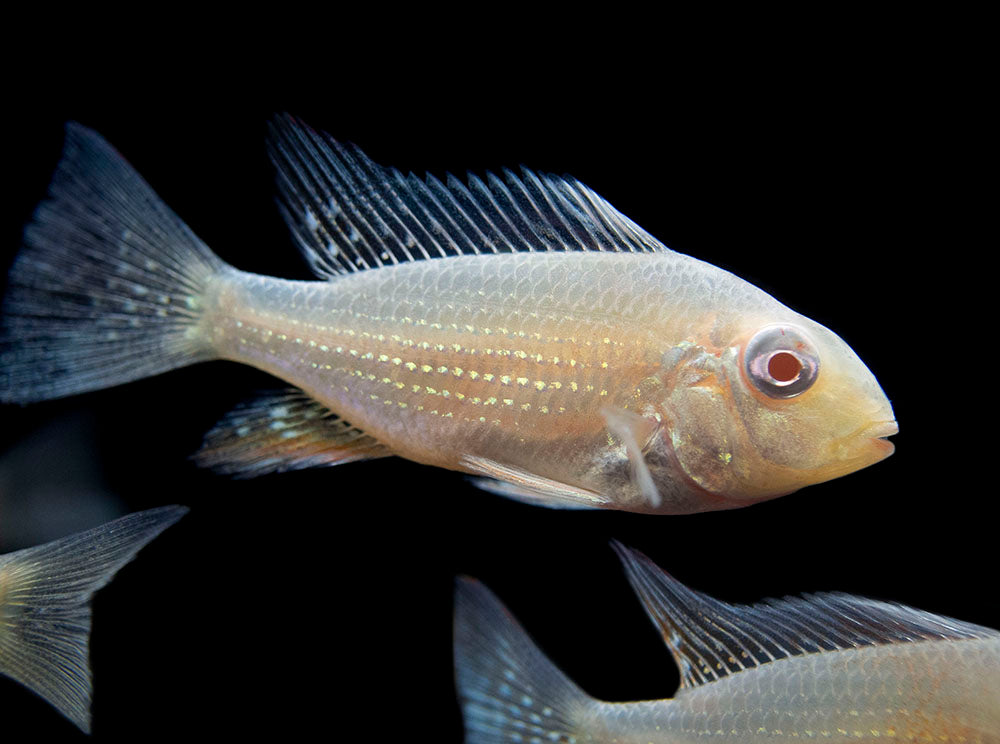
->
[461,455,611,510]
[195,389,391,477]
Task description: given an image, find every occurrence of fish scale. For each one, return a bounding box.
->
[206,256,667,468]
[590,639,1000,741]
[0,118,896,512]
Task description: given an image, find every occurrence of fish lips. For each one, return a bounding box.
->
[847,419,899,462]
[806,419,898,487]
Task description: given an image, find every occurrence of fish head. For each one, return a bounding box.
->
[660,317,896,506]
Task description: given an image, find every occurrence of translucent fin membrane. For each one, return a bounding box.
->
[267,114,669,279]
[0,506,188,732]
[462,454,611,510]
[454,577,589,744]
[0,123,224,403]
[194,389,390,477]
[613,542,998,689]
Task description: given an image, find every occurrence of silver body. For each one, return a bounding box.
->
[205,251,798,512]
[588,637,1000,742]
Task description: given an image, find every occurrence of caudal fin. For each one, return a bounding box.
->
[0,505,188,732]
[454,577,593,744]
[0,123,226,403]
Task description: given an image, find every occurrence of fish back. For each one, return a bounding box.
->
[609,544,1000,742]
[635,638,1000,742]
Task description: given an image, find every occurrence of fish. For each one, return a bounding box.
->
[0,505,187,732]
[0,118,895,514]
[454,544,1000,743]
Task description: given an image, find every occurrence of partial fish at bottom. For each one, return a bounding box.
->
[455,545,1000,743]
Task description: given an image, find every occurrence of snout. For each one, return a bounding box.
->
[836,418,898,467]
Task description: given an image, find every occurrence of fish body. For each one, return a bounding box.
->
[0,506,187,732]
[455,547,1000,743]
[587,640,1000,742]
[0,119,896,513]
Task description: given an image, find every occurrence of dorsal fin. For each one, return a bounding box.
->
[266,114,669,279]
[612,542,997,689]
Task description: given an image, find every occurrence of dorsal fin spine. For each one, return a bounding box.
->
[294,120,381,268]
[512,167,565,246]
[543,174,606,252]
[355,153,422,263]
[269,126,345,274]
[397,170,456,258]
[562,179,634,251]
[461,173,502,252]
[340,141,426,267]
[520,168,583,251]
[325,144,388,268]
[390,168,446,259]
[470,172,534,253]
[447,172,498,254]
[487,171,543,251]
[267,114,670,278]
[321,136,389,269]
[354,152,434,262]
[424,171,483,255]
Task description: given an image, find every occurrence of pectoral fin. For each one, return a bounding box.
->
[600,406,661,509]
[461,455,612,510]
[194,389,392,477]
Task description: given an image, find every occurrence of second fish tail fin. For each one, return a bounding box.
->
[454,577,596,744]
[1,123,228,404]
[0,505,188,733]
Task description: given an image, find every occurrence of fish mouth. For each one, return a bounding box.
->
[860,420,899,440]
[848,419,898,460]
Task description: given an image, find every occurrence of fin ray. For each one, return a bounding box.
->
[194,389,391,477]
[267,115,669,279]
[0,506,188,732]
[454,577,591,744]
[0,123,224,403]
[613,543,999,689]
[600,406,661,509]
[462,455,611,509]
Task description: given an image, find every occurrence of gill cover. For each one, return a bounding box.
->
[664,318,894,505]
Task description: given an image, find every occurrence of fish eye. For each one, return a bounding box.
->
[744,325,819,399]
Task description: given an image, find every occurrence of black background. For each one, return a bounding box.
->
[0,22,993,741]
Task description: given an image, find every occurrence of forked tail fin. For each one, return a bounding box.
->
[0,123,226,403]
[0,505,188,732]
[454,577,593,743]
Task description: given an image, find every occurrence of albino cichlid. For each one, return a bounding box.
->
[0,506,187,732]
[0,119,895,513]
[455,545,1000,743]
